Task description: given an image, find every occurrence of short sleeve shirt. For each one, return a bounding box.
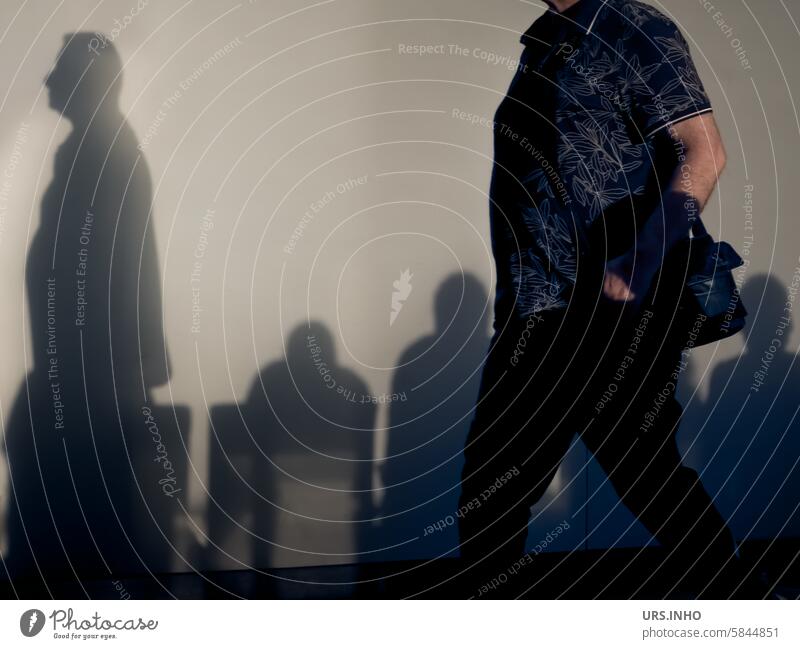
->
[489,0,712,322]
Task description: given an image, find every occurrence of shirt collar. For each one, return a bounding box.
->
[521,0,609,46]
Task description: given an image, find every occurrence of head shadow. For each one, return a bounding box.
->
[45,32,124,125]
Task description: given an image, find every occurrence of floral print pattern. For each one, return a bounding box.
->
[490,0,712,320]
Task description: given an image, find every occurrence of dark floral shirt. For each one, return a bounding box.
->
[489,0,712,321]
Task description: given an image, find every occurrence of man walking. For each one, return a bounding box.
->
[458,0,752,597]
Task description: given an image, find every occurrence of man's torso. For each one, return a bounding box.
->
[489,0,711,322]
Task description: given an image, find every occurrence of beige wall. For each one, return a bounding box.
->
[0,0,798,572]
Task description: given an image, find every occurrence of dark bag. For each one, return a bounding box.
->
[660,218,747,348]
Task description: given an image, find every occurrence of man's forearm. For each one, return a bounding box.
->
[602,112,727,302]
[634,114,727,260]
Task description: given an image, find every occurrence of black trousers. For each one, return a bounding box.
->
[457,295,738,595]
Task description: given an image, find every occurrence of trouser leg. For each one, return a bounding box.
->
[585,399,736,589]
[580,310,738,595]
[457,318,577,592]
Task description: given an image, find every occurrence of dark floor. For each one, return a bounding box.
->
[2,539,799,599]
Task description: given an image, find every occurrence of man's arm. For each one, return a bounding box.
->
[603,112,727,303]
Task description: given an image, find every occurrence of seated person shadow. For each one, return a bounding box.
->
[208,322,376,571]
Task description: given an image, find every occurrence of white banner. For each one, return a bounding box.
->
[0,600,798,648]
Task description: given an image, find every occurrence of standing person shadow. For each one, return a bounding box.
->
[694,273,800,541]
[377,273,490,562]
[207,322,376,578]
[3,34,188,587]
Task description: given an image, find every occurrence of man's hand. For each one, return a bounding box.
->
[602,251,658,305]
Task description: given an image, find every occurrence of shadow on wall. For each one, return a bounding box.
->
[206,322,376,570]
[375,273,490,561]
[2,34,189,584]
[8,34,796,585]
[687,273,800,540]
[0,34,493,577]
[205,274,490,570]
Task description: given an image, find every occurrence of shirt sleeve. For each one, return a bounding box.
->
[625,14,712,140]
